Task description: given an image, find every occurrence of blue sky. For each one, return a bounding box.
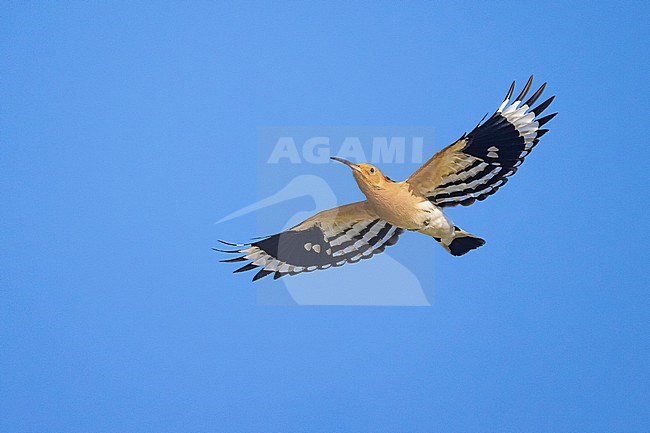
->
[1,1,649,431]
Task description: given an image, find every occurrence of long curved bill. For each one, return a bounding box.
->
[330,156,361,172]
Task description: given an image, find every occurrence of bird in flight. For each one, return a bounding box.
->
[218,76,556,281]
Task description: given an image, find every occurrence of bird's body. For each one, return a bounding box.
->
[349,170,456,240]
[358,178,431,231]
[219,76,557,281]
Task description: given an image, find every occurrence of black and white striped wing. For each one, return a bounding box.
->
[218,202,403,281]
[408,76,557,207]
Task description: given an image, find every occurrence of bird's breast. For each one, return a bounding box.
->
[365,186,436,230]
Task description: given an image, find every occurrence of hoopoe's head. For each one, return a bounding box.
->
[330,157,392,195]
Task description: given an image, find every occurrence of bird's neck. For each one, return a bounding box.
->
[357,180,402,204]
[355,179,382,199]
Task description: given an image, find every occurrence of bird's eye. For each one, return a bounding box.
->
[369,168,375,174]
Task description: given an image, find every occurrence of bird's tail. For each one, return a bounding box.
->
[438,226,485,256]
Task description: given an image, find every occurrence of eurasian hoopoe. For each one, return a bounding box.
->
[219,76,556,281]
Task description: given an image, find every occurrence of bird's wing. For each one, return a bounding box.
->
[218,201,404,281]
[407,76,556,207]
